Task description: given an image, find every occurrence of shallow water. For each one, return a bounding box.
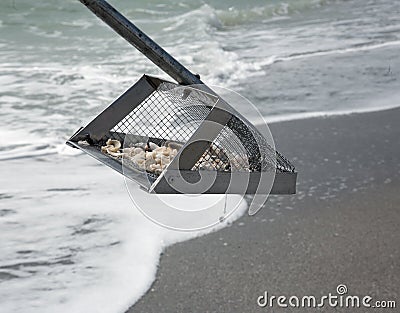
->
[1,0,400,312]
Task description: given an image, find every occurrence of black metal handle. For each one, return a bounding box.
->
[78,0,202,85]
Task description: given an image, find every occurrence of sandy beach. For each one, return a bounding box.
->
[127,107,400,312]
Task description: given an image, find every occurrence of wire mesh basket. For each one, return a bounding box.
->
[67,75,296,194]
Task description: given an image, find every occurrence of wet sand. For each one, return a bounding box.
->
[127,107,400,312]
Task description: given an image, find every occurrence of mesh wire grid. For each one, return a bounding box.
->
[105,82,295,175]
[110,83,214,143]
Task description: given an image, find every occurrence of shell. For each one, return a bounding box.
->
[124,147,140,157]
[77,140,90,146]
[148,142,159,151]
[131,147,143,155]
[136,159,145,170]
[107,150,123,157]
[161,154,170,166]
[166,141,183,151]
[149,164,156,171]
[134,142,147,149]
[106,139,121,152]
[155,163,162,169]
[154,146,165,153]
[145,154,156,168]
[132,152,145,163]
[162,149,170,156]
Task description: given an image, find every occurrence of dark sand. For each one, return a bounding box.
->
[127,108,399,312]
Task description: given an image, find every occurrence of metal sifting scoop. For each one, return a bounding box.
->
[67,0,297,196]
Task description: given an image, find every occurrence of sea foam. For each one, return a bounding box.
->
[0,156,247,313]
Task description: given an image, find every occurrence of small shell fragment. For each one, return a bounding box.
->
[148,142,159,151]
[166,141,183,151]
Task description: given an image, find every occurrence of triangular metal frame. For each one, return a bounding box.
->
[67,75,296,194]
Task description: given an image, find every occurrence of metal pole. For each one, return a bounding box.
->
[78,0,202,86]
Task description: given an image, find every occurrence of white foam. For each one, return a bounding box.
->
[0,156,247,313]
[0,128,60,161]
[256,101,400,125]
[261,40,400,67]
[152,4,266,86]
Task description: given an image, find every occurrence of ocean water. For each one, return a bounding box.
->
[1,0,399,312]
